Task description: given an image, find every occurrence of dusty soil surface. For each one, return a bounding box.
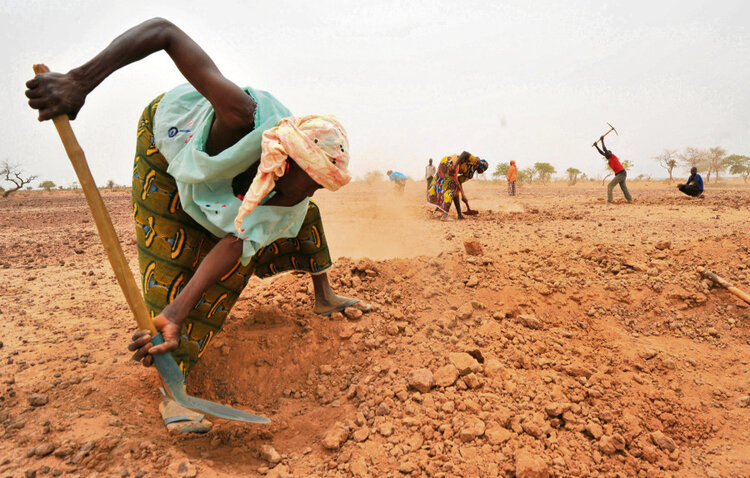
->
[1,181,749,478]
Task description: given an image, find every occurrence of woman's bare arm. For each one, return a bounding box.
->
[25,19,256,360]
[129,234,243,361]
[26,18,254,152]
[161,235,243,325]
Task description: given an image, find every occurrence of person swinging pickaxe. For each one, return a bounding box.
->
[591,122,632,203]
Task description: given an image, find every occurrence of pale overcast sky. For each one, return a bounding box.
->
[3,0,749,187]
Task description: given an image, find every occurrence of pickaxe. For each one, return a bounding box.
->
[32,64,269,423]
[592,122,618,147]
[699,267,750,305]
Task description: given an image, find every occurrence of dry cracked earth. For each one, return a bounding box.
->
[1,181,749,478]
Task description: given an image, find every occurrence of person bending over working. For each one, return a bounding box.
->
[425,159,436,191]
[507,160,518,196]
[387,170,407,193]
[594,136,632,203]
[678,167,704,197]
[26,18,371,433]
[427,152,488,220]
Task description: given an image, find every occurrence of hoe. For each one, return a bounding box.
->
[32,64,269,424]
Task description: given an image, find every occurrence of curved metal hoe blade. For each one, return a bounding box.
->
[151,334,270,423]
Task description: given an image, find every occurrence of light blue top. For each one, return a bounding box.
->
[153,83,309,265]
[389,171,407,182]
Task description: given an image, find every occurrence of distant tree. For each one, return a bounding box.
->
[1,160,37,198]
[566,167,581,185]
[493,162,510,178]
[533,162,556,183]
[723,154,750,182]
[70,181,80,190]
[680,147,710,180]
[58,185,64,190]
[105,179,117,191]
[654,149,678,182]
[519,168,535,183]
[680,146,705,168]
[39,180,56,191]
[705,147,727,182]
[363,170,383,185]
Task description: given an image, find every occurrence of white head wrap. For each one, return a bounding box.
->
[234,115,351,232]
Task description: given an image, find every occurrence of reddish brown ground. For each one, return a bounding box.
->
[1,180,749,478]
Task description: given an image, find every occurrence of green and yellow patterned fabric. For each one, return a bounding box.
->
[132,95,332,377]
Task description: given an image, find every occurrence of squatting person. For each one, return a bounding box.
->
[678,167,704,197]
[26,18,371,433]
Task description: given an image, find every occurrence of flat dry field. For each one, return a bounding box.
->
[1,180,749,477]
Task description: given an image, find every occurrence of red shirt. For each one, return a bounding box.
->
[608,154,624,174]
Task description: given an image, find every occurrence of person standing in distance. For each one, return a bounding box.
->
[425,158,436,191]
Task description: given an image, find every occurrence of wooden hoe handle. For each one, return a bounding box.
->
[699,267,750,305]
[33,64,156,335]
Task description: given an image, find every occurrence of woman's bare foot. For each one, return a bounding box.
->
[159,389,212,434]
[311,272,372,316]
[314,295,370,316]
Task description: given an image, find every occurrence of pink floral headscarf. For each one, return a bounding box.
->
[234,115,351,232]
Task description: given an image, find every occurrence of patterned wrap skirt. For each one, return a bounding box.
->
[427,154,485,213]
[132,95,333,377]
[427,155,463,213]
